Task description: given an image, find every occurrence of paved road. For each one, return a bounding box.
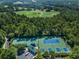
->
[3,37,9,49]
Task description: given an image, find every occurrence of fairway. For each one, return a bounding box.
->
[16,10,60,17]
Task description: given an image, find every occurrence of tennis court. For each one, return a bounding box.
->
[43,39,60,44]
[38,37,70,54]
[12,37,71,54]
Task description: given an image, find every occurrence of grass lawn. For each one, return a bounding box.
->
[16,10,60,17]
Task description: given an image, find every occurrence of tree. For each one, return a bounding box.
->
[72,46,79,58]
[0,29,6,48]
[35,50,43,59]
[67,40,75,48]
[16,44,26,56]
[0,48,4,54]
[43,51,49,58]
[49,51,56,57]
[0,49,16,59]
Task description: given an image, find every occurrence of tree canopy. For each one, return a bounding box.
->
[0,48,16,59]
[0,9,79,47]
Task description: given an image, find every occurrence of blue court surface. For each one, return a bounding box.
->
[43,39,60,44]
[56,48,61,53]
[63,48,69,52]
[41,48,45,52]
[48,48,52,52]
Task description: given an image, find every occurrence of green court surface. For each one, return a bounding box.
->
[38,37,70,54]
[16,10,60,17]
[12,37,71,54]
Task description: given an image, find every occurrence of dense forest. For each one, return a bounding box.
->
[0,9,79,47]
[0,8,79,59]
